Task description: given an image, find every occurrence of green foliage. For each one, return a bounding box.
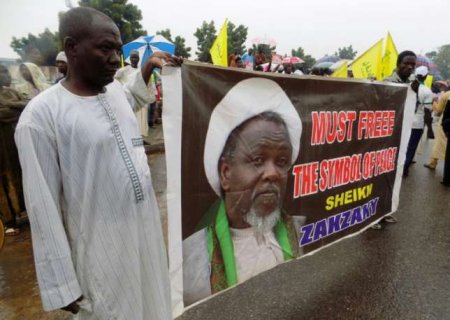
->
[252,44,276,61]
[10,29,61,66]
[291,47,316,69]
[173,36,191,59]
[227,22,248,55]
[156,29,191,58]
[425,51,437,60]
[194,21,216,62]
[334,45,357,59]
[432,44,450,80]
[79,0,146,43]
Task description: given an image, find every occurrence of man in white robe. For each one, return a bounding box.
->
[115,50,149,136]
[15,7,180,319]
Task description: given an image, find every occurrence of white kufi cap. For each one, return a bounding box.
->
[203,77,302,196]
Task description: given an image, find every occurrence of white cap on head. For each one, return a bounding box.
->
[415,66,428,77]
[56,51,67,63]
[203,77,302,196]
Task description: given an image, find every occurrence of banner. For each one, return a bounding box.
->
[381,32,398,79]
[209,19,228,67]
[162,62,415,316]
[351,39,383,80]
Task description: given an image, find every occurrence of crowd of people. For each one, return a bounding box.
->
[0,6,449,319]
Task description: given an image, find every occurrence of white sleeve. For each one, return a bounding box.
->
[15,123,82,311]
[419,86,433,109]
[123,71,156,112]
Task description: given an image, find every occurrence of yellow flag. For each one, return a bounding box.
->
[381,32,398,79]
[351,39,383,80]
[210,19,228,67]
[425,75,433,88]
[331,61,348,78]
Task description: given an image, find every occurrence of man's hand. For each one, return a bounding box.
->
[141,52,183,85]
[61,295,83,314]
[148,52,183,68]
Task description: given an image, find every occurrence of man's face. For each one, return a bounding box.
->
[284,64,293,74]
[220,118,292,225]
[130,53,139,68]
[56,61,68,75]
[397,55,416,79]
[72,16,122,89]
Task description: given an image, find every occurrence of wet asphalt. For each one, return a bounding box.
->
[0,126,449,320]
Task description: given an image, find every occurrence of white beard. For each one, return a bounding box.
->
[244,207,281,243]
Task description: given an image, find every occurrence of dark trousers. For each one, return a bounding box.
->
[404,128,424,174]
[424,109,434,138]
[443,135,450,183]
[147,102,156,127]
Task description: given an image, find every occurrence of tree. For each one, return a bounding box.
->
[227,22,248,55]
[252,44,276,61]
[156,29,191,58]
[432,44,450,80]
[79,0,146,43]
[194,21,216,62]
[334,45,357,59]
[291,47,316,69]
[425,51,437,60]
[10,29,61,66]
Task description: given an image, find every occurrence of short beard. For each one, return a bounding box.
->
[244,207,281,243]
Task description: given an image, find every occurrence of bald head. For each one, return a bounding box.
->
[59,6,122,95]
[59,7,113,43]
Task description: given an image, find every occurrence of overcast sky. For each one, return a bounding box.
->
[1,0,448,60]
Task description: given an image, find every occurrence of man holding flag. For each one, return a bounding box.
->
[372,50,417,230]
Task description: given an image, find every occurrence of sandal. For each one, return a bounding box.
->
[383,216,397,223]
[370,223,382,230]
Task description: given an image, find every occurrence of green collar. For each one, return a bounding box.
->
[207,200,294,287]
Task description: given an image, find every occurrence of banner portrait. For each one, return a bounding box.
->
[162,62,415,316]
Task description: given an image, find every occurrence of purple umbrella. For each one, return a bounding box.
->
[416,55,443,80]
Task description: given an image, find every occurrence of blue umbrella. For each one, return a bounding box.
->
[122,35,175,67]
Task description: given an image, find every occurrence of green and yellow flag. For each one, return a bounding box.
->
[351,39,383,80]
[210,19,228,67]
[331,61,348,78]
[381,32,398,79]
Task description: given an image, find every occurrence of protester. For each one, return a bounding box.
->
[0,64,28,236]
[254,48,266,68]
[147,71,160,128]
[441,99,450,186]
[183,78,304,305]
[371,50,417,229]
[15,62,50,99]
[228,51,239,67]
[424,85,449,170]
[54,51,68,83]
[235,56,244,68]
[402,66,433,177]
[15,7,181,319]
[241,48,254,70]
[115,50,150,136]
